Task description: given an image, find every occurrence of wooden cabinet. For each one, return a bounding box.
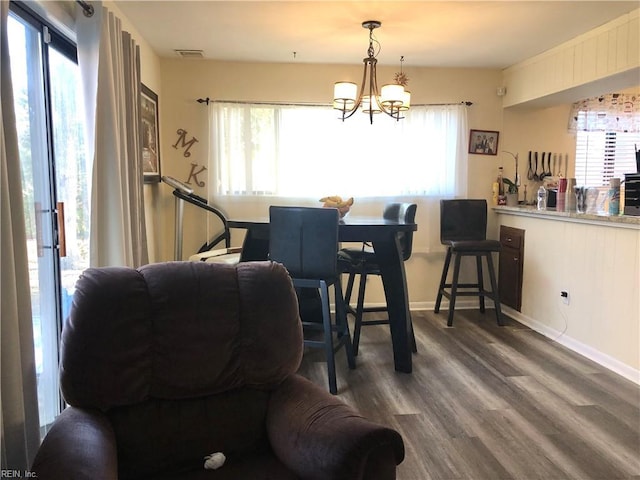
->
[499,226,524,311]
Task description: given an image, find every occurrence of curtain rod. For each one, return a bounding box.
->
[197,98,472,107]
[76,0,94,17]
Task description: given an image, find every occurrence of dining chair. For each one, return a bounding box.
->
[269,206,356,395]
[338,203,418,355]
[434,199,504,326]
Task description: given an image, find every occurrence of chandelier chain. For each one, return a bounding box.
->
[367,25,381,59]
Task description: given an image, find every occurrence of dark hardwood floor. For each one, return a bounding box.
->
[297,309,640,480]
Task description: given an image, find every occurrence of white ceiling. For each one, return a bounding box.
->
[113,1,639,69]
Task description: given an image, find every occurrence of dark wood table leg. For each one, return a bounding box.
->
[372,235,412,374]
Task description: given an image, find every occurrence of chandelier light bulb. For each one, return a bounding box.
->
[334,82,357,107]
[381,84,405,106]
[361,95,382,114]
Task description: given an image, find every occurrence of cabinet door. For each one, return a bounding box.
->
[499,226,524,311]
[499,245,522,310]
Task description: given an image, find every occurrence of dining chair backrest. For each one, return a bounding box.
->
[269,206,340,279]
[382,203,417,262]
[440,199,488,244]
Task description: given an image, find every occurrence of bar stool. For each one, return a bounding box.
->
[434,199,504,327]
[338,203,418,355]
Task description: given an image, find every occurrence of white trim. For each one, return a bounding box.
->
[499,306,640,385]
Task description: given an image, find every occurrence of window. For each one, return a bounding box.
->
[210,102,468,197]
[9,3,89,436]
[575,130,640,186]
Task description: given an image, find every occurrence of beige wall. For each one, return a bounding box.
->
[501,104,577,204]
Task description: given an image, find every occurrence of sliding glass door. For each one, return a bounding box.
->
[8,4,89,436]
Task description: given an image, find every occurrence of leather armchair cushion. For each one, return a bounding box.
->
[109,389,271,479]
[60,261,302,411]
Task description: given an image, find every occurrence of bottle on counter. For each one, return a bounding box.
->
[496,167,505,205]
[565,178,577,211]
[608,178,620,215]
[537,185,547,210]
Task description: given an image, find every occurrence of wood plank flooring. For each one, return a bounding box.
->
[296,309,640,480]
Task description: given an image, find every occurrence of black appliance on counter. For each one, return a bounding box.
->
[624,173,640,216]
[547,189,557,208]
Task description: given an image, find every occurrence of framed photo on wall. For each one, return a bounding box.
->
[469,129,499,156]
[141,84,161,183]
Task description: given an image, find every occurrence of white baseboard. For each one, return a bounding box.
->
[409,301,640,386]
[499,305,640,385]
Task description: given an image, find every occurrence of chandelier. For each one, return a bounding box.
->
[333,20,411,124]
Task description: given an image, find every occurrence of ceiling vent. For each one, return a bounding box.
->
[174,49,204,59]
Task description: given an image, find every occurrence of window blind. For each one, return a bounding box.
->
[575,131,639,186]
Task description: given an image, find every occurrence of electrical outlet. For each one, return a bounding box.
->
[561,290,570,305]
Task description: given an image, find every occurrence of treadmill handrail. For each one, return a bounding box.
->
[171,189,231,249]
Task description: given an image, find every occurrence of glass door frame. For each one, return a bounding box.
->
[9,1,83,435]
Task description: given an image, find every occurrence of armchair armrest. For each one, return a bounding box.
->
[267,375,404,480]
[32,407,118,480]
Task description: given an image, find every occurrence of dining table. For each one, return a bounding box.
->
[228,214,418,374]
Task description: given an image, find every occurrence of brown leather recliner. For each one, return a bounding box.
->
[32,261,404,479]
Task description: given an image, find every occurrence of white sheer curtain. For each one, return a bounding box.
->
[210,102,468,198]
[0,1,41,468]
[76,3,148,267]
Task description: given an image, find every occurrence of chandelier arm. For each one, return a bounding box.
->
[368,59,375,124]
[373,61,401,120]
[340,103,361,121]
[360,57,372,114]
[337,58,371,121]
[367,23,376,124]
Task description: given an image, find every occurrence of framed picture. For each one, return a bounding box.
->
[469,129,499,156]
[141,84,161,183]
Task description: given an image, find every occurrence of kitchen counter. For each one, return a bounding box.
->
[493,205,640,229]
